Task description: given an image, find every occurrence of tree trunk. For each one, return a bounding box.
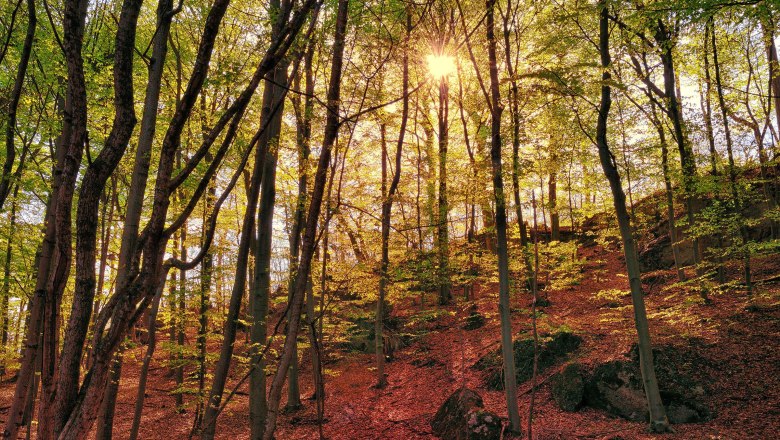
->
[4,0,89,436]
[597,4,670,432]
[760,16,780,145]
[376,31,409,385]
[437,76,451,305]
[649,101,686,282]
[486,0,521,432]
[199,138,264,440]
[702,21,719,176]
[129,276,166,440]
[195,150,215,427]
[249,50,290,439]
[711,23,752,293]
[423,118,436,249]
[654,20,702,273]
[0,186,18,376]
[549,169,559,241]
[0,0,35,211]
[263,1,348,437]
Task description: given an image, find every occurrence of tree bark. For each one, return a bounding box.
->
[0,0,35,211]
[4,0,89,436]
[249,45,290,439]
[128,275,166,440]
[711,22,752,293]
[263,1,348,437]
[437,76,451,305]
[596,4,670,432]
[653,19,702,273]
[486,0,521,432]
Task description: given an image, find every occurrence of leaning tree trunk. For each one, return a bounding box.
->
[486,0,522,433]
[596,3,670,432]
[263,1,348,437]
[0,0,35,211]
[199,139,264,440]
[4,0,88,436]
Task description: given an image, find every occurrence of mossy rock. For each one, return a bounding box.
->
[431,388,501,440]
[474,331,583,390]
[462,311,486,330]
[552,363,585,411]
[584,344,713,424]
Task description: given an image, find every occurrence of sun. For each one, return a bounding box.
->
[426,54,456,79]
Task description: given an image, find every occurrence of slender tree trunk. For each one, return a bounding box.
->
[376,123,390,388]
[549,168,559,241]
[250,52,290,439]
[195,152,214,428]
[597,5,670,431]
[0,186,18,377]
[486,0,521,432]
[501,0,528,248]
[263,2,348,436]
[176,157,187,411]
[199,139,264,440]
[0,0,35,211]
[437,76,451,305]
[650,101,686,282]
[711,23,752,293]
[528,191,540,439]
[702,21,719,176]
[129,276,166,440]
[376,31,409,384]
[291,31,323,403]
[654,20,702,273]
[93,177,117,325]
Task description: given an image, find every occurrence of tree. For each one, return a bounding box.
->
[594,1,670,432]
[263,0,348,437]
[485,0,521,432]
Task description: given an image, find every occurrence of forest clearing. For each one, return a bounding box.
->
[0,0,779,438]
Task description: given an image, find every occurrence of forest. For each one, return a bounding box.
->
[0,0,778,438]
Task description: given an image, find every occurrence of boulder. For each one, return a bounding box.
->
[431,388,502,440]
[474,331,583,390]
[462,306,485,330]
[584,344,713,424]
[552,363,586,411]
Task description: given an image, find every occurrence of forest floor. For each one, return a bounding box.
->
[1,243,779,439]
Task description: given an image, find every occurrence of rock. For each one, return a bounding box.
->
[584,344,713,424]
[431,388,502,440]
[475,331,583,390]
[465,409,502,440]
[585,360,648,421]
[463,307,485,330]
[552,363,585,411]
